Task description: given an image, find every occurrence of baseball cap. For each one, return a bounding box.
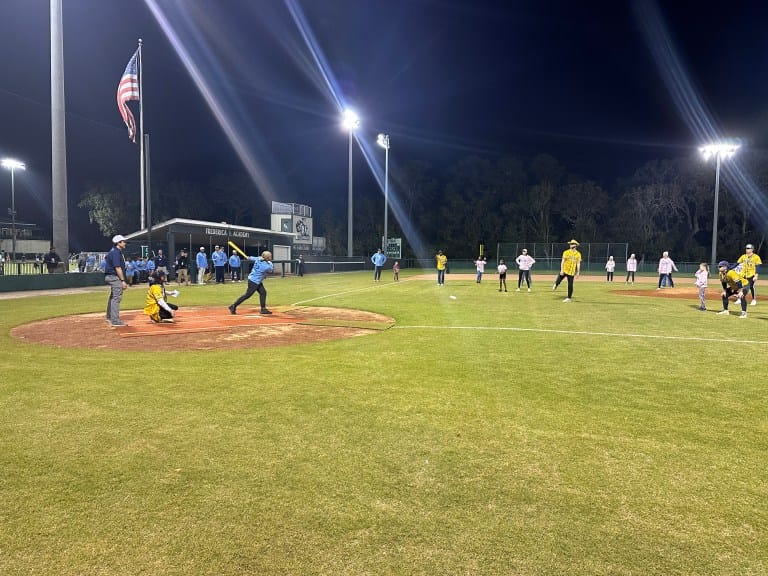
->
[568,239,579,246]
[200,246,205,250]
[112,234,126,244]
[746,244,754,249]
[718,260,729,269]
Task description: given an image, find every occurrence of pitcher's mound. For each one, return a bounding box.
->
[11,306,394,351]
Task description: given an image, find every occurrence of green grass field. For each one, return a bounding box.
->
[1,271,766,575]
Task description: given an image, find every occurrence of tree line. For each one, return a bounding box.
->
[80,150,767,262]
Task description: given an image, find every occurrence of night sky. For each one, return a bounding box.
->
[1,0,767,251]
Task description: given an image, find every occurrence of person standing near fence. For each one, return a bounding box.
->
[155,249,168,276]
[392,260,400,281]
[626,253,637,284]
[435,250,447,286]
[605,256,616,282]
[736,243,761,306]
[229,251,242,282]
[552,239,581,302]
[515,248,535,291]
[212,245,227,284]
[196,247,208,285]
[175,249,190,286]
[657,251,678,289]
[498,259,508,292]
[229,250,274,315]
[371,248,387,282]
[474,255,487,284]
[694,262,709,311]
[104,235,129,327]
[44,247,61,274]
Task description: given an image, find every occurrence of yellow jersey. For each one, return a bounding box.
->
[720,269,746,291]
[436,254,447,271]
[736,253,762,278]
[144,283,166,322]
[561,248,582,276]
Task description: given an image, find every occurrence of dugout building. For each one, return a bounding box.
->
[122,217,296,273]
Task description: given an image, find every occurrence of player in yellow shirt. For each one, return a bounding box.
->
[716,260,749,318]
[736,243,762,306]
[435,250,448,286]
[552,239,582,302]
[144,270,179,323]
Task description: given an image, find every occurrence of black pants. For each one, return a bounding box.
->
[555,273,575,298]
[159,302,178,321]
[607,272,614,281]
[232,280,267,310]
[518,269,531,288]
[723,287,748,312]
[626,271,635,283]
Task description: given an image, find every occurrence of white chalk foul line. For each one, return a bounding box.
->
[393,324,768,345]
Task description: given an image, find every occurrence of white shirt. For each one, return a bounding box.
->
[658,257,677,274]
[515,254,535,270]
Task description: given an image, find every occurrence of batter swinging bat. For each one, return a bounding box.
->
[227,241,248,259]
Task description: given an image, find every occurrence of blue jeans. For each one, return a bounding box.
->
[437,269,445,285]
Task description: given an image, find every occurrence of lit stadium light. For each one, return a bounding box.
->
[2,157,27,263]
[700,142,740,268]
[342,108,360,132]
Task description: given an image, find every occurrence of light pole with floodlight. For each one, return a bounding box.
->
[342,109,360,257]
[700,142,740,268]
[2,158,26,263]
[377,133,390,253]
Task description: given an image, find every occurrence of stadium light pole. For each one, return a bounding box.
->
[2,158,26,263]
[377,133,390,253]
[342,109,360,257]
[700,142,740,268]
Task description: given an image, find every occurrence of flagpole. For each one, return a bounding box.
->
[138,38,145,231]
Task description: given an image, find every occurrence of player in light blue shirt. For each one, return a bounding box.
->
[228,250,274,315]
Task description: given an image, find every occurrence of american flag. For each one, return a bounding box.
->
[117,49,140,142]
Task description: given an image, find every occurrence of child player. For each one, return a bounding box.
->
[498,259,508,292]
[694,262,708,311]
[144,270,179,323]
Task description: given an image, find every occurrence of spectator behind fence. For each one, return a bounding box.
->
[44,247,62,273]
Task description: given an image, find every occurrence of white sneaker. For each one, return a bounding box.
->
[734,299,742,306]
[552,283,557,291]
[563,298,572,302]
[750,299,757,306]
[527,288,531,292]
[716,310,729,315]
[516,288,520,292]
[740,312,748,318]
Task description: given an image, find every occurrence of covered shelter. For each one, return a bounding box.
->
[123,218,296,271]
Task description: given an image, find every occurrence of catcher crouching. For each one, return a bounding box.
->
[144,270,179,323]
